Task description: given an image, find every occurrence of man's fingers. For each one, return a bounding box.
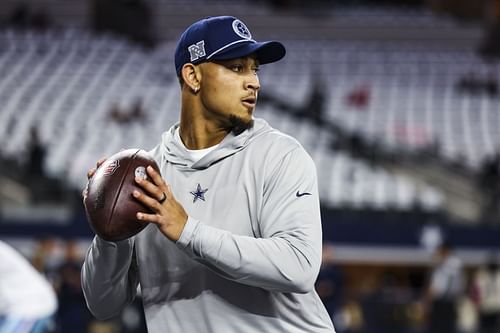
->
[87,168,96,179]
[147,166,165,187]
[135,176,166,201]
[135,165,169,201]
[96,157,107,168]
[86,157,107,180]
[133,190,163,212]
[136,212,161,224]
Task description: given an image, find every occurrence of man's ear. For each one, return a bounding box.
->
[181,63,201,94]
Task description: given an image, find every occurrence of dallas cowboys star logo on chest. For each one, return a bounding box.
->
[190,183,208,203]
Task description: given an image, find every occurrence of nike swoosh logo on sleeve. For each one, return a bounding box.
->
[296,191,312,197]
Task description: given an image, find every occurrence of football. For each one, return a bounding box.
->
[84,149,160,241]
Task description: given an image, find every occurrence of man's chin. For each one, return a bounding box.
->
[229,114,254,135]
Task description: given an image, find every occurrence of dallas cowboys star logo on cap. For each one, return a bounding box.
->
[190,183,208,203]
[232,19,252,39]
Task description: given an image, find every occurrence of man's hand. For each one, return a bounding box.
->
[82,157,107,202]
[133,166,188,242]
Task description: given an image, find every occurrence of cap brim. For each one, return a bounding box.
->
[210,41,286,64]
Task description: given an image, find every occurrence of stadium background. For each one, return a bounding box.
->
[1,0,500,332]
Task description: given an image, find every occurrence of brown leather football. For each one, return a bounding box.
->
[84,149,160,241]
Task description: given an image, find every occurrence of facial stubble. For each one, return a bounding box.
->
[229,114,254,136]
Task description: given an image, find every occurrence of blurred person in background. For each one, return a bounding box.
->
[423,242,465,333]
[55,240,92,333]
[31,236,63,287]
[25,127,46,179]
[315,244,344,318]
[0,240,58,333]
[471,254,500,333]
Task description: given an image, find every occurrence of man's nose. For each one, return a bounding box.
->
[246,73,260,92]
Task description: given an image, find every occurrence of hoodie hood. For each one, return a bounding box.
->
[160,118,274,170]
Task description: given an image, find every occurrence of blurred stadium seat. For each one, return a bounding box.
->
[0,27,448,211]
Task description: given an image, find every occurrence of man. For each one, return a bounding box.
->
[82,15,335,332]
[0,240,58,333]
[424,242,465,333]
[472,255,500,333]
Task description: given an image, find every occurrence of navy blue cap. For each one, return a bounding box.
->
[174,16,286,76]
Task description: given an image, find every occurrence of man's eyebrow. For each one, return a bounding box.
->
[248,57,260,67]
[213,56,260,67]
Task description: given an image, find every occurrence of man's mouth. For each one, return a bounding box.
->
[242,96,256,108]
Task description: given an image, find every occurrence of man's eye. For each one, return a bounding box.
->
[230,64,243,72]
[253,67,260,74]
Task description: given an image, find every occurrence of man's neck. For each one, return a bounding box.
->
[179,108,228,150]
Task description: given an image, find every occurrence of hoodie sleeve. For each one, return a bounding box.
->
[81,236,139,319]
[176,146,323,293]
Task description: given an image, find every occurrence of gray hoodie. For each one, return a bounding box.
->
[82,118,335,332]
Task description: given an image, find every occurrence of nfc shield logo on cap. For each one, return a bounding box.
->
[232,19,252,40]
[188,40,206,62]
